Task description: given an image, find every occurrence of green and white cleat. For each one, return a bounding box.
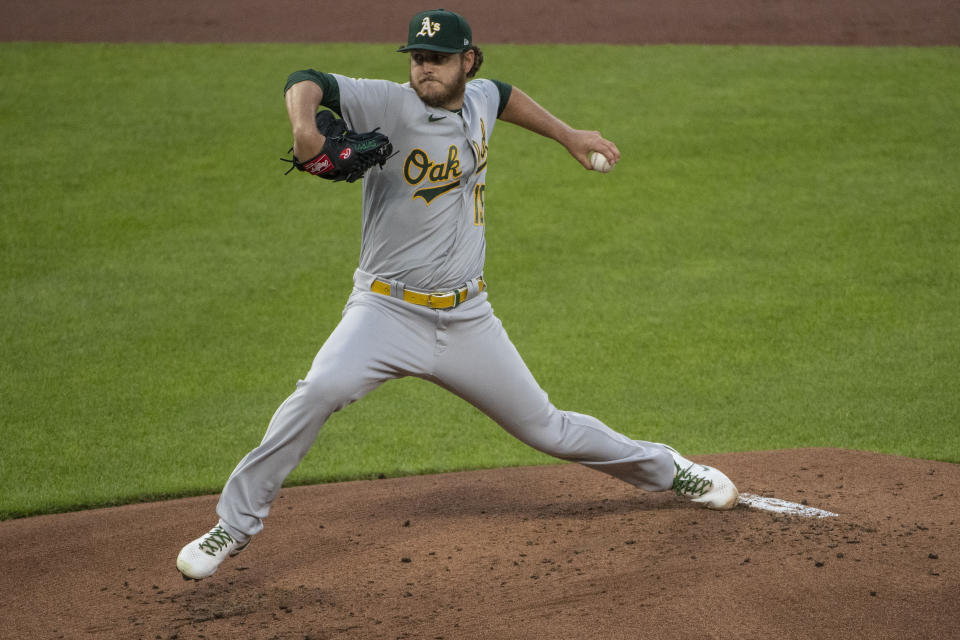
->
[177,523,249,581]
[662,445,739,510]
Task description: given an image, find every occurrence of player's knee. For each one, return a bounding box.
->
[501,408,579,460]
[528,437,577,460]
[527,434,580,460]
[296,368,365,412]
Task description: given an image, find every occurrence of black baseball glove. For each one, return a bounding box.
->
[283,110,393,183]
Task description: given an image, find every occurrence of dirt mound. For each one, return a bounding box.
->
[1,449,957,639]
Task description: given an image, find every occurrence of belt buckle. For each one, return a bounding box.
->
[428,287,466,309]
[430,291,454,309]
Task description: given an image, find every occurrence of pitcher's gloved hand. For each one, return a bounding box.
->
[284,110,393,183]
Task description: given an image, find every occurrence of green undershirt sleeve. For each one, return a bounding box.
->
[490,79,513,118]
[283,69,342,116]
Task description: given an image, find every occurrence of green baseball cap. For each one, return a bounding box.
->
[397,8,473,53]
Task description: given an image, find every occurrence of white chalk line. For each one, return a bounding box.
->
[738,493,838,518]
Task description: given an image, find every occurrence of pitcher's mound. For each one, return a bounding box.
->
[1,448,957,639]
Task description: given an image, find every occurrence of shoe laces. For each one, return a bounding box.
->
[198,525,236,557]
[672,462,713,497]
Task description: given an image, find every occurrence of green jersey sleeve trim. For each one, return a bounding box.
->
[491,79,513,118]
[284,70,342,116]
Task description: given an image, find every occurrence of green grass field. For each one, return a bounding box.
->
[1,42,957,519]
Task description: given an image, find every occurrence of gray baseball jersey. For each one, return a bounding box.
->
[214,71,676,542]
[337,73,496,291]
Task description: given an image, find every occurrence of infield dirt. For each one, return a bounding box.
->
[1,1,957,639]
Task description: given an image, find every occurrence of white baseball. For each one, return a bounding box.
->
[589,151,612,173]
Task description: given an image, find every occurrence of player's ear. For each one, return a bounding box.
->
[461,49,475,74]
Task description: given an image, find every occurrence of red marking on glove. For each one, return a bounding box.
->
[302,154,334,175]
[340,148,353,160]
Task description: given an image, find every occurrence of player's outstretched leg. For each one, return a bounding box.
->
[177,522,249,581]
[660,444,739,510]
[432,299,740,509]
[176,293,435,579]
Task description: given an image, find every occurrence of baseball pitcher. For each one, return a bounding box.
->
[177,8,738,581]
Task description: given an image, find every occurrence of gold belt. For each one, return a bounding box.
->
[370,277,485,309]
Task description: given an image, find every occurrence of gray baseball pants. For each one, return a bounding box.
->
[217,276,675,541]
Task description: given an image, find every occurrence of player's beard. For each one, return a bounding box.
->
[411,68,468,109]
